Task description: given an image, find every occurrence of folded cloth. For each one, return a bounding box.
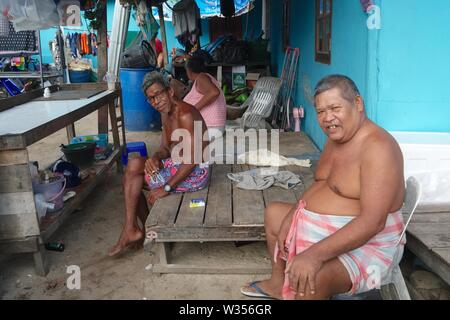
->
[227,167,302,190]
[237,149,311,168]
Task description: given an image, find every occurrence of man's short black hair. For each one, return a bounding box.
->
[314,75,361,103]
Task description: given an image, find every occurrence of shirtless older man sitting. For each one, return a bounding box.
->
[241,75,406,300]
[108,71,209,256]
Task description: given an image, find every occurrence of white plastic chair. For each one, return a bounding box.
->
[380,176,422,300]
[240,77,282,129]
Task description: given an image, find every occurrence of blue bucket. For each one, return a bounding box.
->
[119,67,162,132]
[69,70,91,83]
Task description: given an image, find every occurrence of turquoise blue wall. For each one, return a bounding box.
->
[269,0,369,150]
[375,0,450,133]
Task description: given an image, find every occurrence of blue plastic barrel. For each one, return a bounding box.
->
[119,67,162,132]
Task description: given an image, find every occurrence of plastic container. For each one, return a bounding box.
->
[33,173,66,213]
[69,69,91,83]
[70,134,108,148]
[61,142,96,168]
[119,67,162,132]
[34,193,54,221]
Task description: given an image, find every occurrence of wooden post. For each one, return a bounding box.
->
[97,1,109,134]
[157,4,169,67]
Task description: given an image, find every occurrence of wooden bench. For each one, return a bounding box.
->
[143,163,315,274]
[404,211,450,286]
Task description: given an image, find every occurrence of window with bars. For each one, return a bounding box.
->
[315,0,332,64]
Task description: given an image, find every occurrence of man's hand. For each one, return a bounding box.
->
[147,187,169,205]
[145,156,162,176]
[277,214,293,260]
[285,250,324,297]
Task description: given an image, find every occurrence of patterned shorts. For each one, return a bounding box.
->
[144,158,209,193]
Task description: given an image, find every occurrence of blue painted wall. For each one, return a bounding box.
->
[375,0,450,133]
[269,0,369,150]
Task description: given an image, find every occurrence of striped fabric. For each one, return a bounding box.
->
[145,158,209,193]
[275,200,405,299]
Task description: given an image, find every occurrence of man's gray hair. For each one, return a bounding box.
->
[141,71,170,94]
[314,75,361,103]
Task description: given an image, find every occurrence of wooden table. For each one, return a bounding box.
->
[0,83,124,276]
[144,132,320,274]
[405,211,450,285]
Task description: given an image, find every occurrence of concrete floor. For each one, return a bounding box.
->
[0,112,269,300]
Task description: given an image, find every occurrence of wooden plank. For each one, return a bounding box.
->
[148,226,265,242]
[403,212,450,224]
[416,204,450,214]
[60,83,107,91]
[232,164,265,226]
[0,236,39,253]
[97,1,109,135]
[0,85,59,113]
[0,164,32,193]
[263,186,297,207]
[39,149,120,242]
[433,248,450,265]
[0,191,36,215]
[0,213,40,240]
[0,134,26,150]
[204,165,233,227]
[0,149,29,166]
[152,263,271,275]
[407,223,450,248]
[278,132,321,158]
[148,193,183,227]
[34,89,105,101]
[118,90,127,146]
[406,232,450,285]
[108,101,122,173]
[66,123,76,144]
[174,185,209,227]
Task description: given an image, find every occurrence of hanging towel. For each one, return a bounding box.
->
[227,167,303,191]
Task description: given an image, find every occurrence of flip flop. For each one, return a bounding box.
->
[240,281,276,299]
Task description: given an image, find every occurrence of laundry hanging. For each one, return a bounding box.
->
[65,32,98,58]
[172,0,202,50]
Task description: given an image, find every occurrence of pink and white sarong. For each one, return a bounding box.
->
[275,200,406,299]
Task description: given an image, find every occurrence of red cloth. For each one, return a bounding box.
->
[155,38,163,55]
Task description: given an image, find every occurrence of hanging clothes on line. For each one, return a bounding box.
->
[64,32,98,58]
[172,0,202,51]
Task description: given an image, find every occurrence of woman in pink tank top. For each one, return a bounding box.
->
[183,56,227,135]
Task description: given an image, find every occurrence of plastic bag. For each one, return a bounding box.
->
[121,32,156,68]
[5,0,59,31]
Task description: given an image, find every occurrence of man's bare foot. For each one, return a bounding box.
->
[240,279,283,300]
[108,227,144,257]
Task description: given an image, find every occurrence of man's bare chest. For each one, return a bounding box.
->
[316,151,361,199]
